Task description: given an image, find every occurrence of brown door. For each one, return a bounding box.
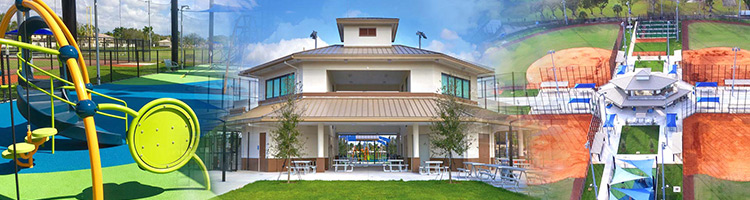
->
[479,134,490,164]
[259,132,267,172]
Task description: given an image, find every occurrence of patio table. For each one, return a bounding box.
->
[291,160,312,174]
[333,159,352,172]
[387,159,407,172]
[424,161,443,175]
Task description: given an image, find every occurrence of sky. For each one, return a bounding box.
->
[0,0,509,69]
[241,0,508,67]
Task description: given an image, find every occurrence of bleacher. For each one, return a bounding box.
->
[637,20,679,39]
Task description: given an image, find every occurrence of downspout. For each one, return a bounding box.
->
[283,60,300,91]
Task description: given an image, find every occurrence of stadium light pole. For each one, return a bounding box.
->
[740,0,743,19]
[667,21,671,71]
[676,0,680,41]
[95,0,100,85]
[627,1,631,25]
[548,50,561,99]
[180,5,190,64]
[661,142,667,200]
[416,31,427,49]
[310,31,318,49]
[562,0,569,25]
[585,141,598,196]
[142,0,152,47]
[732,47,740,99]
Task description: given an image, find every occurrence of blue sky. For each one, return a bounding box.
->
[243,0,505,67]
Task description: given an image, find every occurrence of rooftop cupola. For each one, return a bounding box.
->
[336,17,399,47]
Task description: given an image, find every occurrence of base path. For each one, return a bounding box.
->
[526,48,611,88]
[524,114,591,185]
[683,113,750,181]
[682,47,750,85]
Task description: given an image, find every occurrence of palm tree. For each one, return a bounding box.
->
[613,4,624,17]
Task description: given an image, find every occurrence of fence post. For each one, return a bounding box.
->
[193,47,196,65]
[136,47,140,77]
[156,50,159,74]
[109,51,113,82]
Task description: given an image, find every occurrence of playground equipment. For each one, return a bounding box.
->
[0,1,210,199]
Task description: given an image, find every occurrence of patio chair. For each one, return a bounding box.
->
[457,167,471,179]
[163,59,182,71]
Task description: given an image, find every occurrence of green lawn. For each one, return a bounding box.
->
[499,106,532,115]
[635,60,665,72]
[619,125,660,154]
[694,174,750,199]
[581,164,604,200]
[688,22,750,50]
[526,178,573,200]
[633,40,682,55]
[215,180,535,200]
[491,24,619,75]
[0,163,214,199]
[499,89,539,97]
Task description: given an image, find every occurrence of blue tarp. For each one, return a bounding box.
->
[669,64,678,74]
[612,188,653,200]
[622,158,655,177]
[568,98,591,103]
[604,114,616,127]
[574,83,596,88]
[667,113,677,127]
[696,82,718,87]
[6,28,53,35]
[697,97,720,103]
[617,65,627,74]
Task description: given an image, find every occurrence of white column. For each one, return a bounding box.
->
[317,123,324,158]
[412,123,419,158]
[518,129,525,157]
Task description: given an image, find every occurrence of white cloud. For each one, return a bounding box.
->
[440,29,459,40]
[264,18,329,43]
[426,29,480,63]
[243,38,328,67]
[344,9,363,17]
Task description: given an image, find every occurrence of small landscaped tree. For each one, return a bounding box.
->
[431,81,472,183]
[269,78,305,183]
[338,138,349,158]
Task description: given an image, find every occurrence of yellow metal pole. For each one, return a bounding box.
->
[23,1,103,199]
[50,78,54,154]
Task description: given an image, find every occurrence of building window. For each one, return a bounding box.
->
[265,73,295,99]
[359,28,376,37]
[441,73,470,99]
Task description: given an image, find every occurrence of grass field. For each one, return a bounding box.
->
[581,164,604,200]
[492,24,619,74]
[635,60,665,72]
[688,22,750,50]
[0,163,214,199]
[499,106,532,115]
[693,174,750,199]
[527,178,573,200]
[499,89,539,97]
[619,125,660,154]
[214,180,534,200]
[633,40,682,55]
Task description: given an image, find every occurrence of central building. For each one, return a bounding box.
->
[228,17,532,173]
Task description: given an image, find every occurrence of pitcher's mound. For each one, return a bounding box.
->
[526,47,612,89]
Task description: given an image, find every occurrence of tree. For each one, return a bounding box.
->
[745,0,750,10]
[430,80,472,184]
[582,0,596,15]
[77,23,98,37]
[705,0,714,13]
[181,33,206,47]
[269,78,305,183]
[613,4,624,17]
[597,0,609,15]
[142,26,154,46]
[337,138,348,158]
[579,10,589,19]
[565,0,581,18]
[545,0,560,18]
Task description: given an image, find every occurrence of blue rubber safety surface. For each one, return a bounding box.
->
[0,79,228,174]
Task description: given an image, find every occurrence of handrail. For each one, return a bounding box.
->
[0,38,59,55]
[16,52,130,129]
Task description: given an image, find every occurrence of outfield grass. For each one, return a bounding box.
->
[688,22,750,50]
[633,40,682,55]
[215,180,535,200]
[619,125,660,154]
[527,178,573,200]
[492,24,619,74]
[499,89,539,97]
[499,106,532,115]
[694,174,750,199]
[581,164,604,200]
[656,164,683,200]
[635,60,665,72]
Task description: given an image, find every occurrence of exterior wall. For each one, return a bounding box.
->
[342,25,393,47]
[256,67,297,101]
